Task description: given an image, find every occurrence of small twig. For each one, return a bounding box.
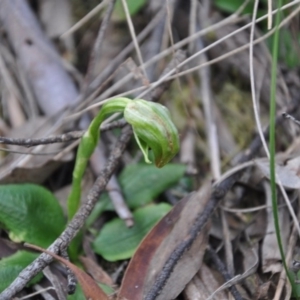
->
[0,147,60,155]
[60,248,76,295]
[267,0,273,29]
[18,287,55,300]
[84,0,117,89]
[121,0,148,81]
[61,0,110,39]
[249,0,270,158]
[282,112,300,127]
[207,246,243,300]
[0,119,127,147]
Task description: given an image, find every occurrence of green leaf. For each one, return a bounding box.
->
[213,0,253,14]
[87,163,185,226]
[68,282,114,299]
[119,163,185,208]
[0,184,66,247]
[0,251,42,292]
[113,0,147,21]
[68,283,85,300]
[213,0,242,13]
[92,203,172,261]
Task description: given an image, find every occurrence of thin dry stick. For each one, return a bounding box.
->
[207,247,243,300]
[249,0,269,158]
[18,287,55,300]
[221,210,234,276]
[121,0,147,80]
[66,86,147,121]
[268,0,273,29]
[206,236,258,300]
[282,112,300,127]
[166,0,175,49]
[60,248,76,294]
[0,147,60,156]
[196,0,221,180]
[199,55,221,179]
[84,0,116,89]
[61,0,110,38]
[0,119,127,147]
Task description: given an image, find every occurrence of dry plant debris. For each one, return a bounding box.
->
[0,0,300,300]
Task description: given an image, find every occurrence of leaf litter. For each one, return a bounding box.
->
[0,1,300,300]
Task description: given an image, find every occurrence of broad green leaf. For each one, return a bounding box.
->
[118,163,185,208]
[0,184,66,247]
[92,203,172,261]
[213,0,257,14]
[113,0,147,21]
[87,163,185,226]
[0,251,42,292]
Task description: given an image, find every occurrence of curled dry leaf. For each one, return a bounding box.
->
[255,158,300,189]
[118,183,211,300]
[25,243,109,300]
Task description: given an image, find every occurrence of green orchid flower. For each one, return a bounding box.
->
[67,97,180,221]
[124,99,179,168]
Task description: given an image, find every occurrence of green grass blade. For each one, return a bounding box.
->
[269,0,296,295]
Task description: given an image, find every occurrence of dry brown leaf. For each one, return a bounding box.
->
[118,183,211,300]
[255,159,300,189]
[79,256,114,287]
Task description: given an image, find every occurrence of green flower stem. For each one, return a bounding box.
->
[67,98,129,221]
